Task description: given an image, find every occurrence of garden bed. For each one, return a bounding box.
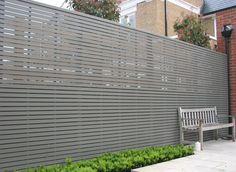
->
[22,145,193,172]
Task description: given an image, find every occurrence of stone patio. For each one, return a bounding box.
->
[132,139,236,172]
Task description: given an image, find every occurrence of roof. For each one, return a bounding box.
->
[202,0,236,15]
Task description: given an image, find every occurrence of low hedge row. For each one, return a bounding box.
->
[24,145,193,172]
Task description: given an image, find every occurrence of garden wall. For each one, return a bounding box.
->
[0,0,228,170]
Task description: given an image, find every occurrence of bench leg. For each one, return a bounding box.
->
[233,117,235,142]
[199,131,203,150]
[199,120,203,150]
[180,129,184,145]
[214,129,219,140]
[232,127,235,142]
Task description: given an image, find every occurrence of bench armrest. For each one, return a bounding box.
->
[217,115,235,118]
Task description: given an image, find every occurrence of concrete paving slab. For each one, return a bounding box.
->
[132,139,236,172]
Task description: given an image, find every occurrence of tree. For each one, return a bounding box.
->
[66,0,120,21]
[173,14,210,48]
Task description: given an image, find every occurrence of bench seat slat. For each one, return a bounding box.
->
[203,123,234,131]
[183,123,234,131]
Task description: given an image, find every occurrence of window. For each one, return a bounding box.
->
[120,16,128,25]
[128,14,136,27]
[202,16,217,40]
[120,13,136,27]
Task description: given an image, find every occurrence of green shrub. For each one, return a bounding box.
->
[22,145,193,172]
[66,0,120,21]
[174,14,210,48]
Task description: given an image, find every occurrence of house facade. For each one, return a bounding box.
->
[136,0,202,37]
[119,0,217,49]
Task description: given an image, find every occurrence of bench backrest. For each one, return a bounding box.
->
[178,107,218,127]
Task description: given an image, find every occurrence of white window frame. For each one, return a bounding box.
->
[201,14,217,40]
[119,12,136,27]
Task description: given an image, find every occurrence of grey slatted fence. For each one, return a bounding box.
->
[0,0,228,171]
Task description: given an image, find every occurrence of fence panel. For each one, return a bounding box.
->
[0,0,228,171]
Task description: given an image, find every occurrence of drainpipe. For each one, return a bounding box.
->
[164,0,168,36]
[221,25,233,135]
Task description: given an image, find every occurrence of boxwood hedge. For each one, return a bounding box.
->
[22,145,193,172]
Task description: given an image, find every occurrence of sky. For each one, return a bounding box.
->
[32,0,67,8]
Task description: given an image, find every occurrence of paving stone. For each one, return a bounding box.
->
[132,140,236,172]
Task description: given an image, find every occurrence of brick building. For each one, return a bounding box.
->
[136,0,203,36]
[202,0,236,117]
[119,0,218,49]
[119,0,202,36]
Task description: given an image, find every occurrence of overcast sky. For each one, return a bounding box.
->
[32,0,66,7]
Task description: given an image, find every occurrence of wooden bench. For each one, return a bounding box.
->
[178,107,235,150]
